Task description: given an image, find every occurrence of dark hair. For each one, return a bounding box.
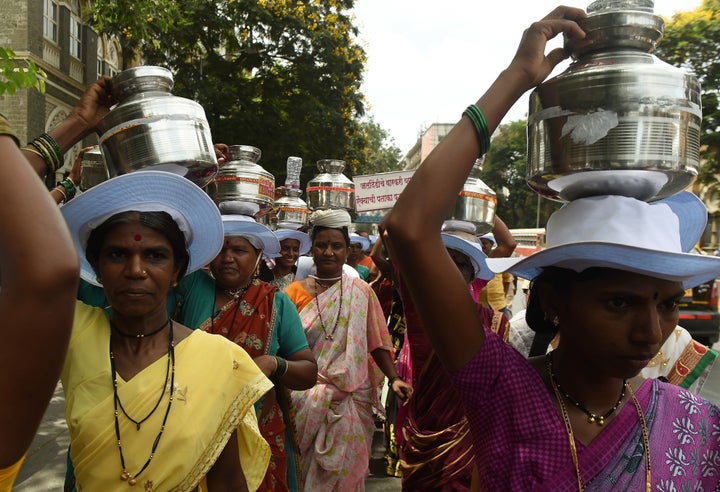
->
[85,211,190,279]
[526,266,610,335]
[310,225,350,247]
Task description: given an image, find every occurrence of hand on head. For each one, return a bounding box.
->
[508,6,586,91]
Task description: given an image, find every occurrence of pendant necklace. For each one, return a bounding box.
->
[546,352,626,426]
[110,320,176,486]
[546,352,651,491]
[314,276,342,340]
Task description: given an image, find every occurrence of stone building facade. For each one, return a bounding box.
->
[0,0,121,183]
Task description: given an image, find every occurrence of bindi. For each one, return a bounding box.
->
[134,234,142,241]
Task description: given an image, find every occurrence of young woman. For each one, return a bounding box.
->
[383,6,720,489]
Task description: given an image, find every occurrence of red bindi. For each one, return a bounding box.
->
[134,234,142,241]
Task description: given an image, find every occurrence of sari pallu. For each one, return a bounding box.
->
[201,279,303,492]
[288,275,392,491]
[62,302,272,491]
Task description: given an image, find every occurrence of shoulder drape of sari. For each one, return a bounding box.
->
[289,275,392,490]
[62,301,272,491]
[201,280,304,492]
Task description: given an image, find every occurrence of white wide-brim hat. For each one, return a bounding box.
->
[221,215,281,256]
[487,192,720,288]
[61,170,223,285]
[441,231,493,281]
[273,229,311,256]
[349,232,371,251]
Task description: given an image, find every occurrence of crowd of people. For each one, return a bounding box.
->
[2,4,720,492]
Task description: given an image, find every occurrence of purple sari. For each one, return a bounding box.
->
[452,328,720,490]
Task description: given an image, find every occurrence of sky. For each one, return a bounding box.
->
[352,0,703,155]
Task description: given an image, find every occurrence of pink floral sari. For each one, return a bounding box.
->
[288,275,392,491]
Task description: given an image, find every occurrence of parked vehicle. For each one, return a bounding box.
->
[679,279,720,346]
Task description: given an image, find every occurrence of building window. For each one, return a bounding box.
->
[69,0,82,59]
[69,17,82,58]
[43,0,58,42]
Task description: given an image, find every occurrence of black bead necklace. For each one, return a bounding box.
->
[112,318,170,339]
[314,276,342,341]
[110,320,175,486]
[546,352,627,426]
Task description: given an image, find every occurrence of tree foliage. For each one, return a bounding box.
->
[0,47,46,97]
[482,119,560,229]
[85,0,399,184]
[347,117,402,175]
[655,0,720,187]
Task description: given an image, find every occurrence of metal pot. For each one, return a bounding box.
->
[274,156,310,229]
[79,145,109,191]
[526,0,701,202]
[306,159,355,211]
[447,158,497,234]
[99,66,218,187]
[205,145,275,217]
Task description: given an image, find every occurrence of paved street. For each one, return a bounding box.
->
[13,384,401,491]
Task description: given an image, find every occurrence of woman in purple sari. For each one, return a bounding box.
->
[383,6,720,490]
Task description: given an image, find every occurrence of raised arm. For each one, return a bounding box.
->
[22,76,115,180]
[0,120,80,468]
[382,7,586,371]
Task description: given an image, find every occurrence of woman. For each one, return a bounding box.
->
[258,229,311,291]
[383,6,720,489]
[284,209,413,491]
[173,215,317,492]
[60,171,272,490]
[0,116,79,491]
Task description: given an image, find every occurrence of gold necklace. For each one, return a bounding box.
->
[546,356,651,491]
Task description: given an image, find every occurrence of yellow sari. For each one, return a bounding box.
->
[0,456,24,492]
[62,302,272,491]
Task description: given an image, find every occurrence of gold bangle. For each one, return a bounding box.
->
[21,145,44,159]
[51,186,67,202]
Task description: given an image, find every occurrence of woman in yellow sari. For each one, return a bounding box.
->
[60,171,272,491]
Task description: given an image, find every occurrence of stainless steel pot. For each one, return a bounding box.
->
[79,145,109,191]
[306,159,355,211]
[527,0,701,202]
[205,145,275,217]
[99,66,218,187]
[447,158,497,234]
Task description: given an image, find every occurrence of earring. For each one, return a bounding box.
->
[552,316,559,328]
[171,281,178,288]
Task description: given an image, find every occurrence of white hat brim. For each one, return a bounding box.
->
[349,234,371,251]
[274,230,311,256]
[488,242,720,289]
[441,233,493,281]
[222,215,281,256]
[61,170,223,285]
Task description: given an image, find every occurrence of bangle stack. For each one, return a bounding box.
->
[21,133,65,177]
[273,356,288,378]
[58,177,77,201]
[463,104,491,156]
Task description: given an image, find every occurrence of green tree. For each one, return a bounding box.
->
[0,47,45,97]
[482,119,560,229]
[347,117,403,175]
[655,0,720,189]
[85,0,392,185]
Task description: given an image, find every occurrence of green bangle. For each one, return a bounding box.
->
[59,178,76,201]
[462,104,491,155]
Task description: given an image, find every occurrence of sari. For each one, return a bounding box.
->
[199,278,307,492]
[0,456,24,492]
[285,275,393,491]
[452,326,720,490]
[62,301,272,491]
